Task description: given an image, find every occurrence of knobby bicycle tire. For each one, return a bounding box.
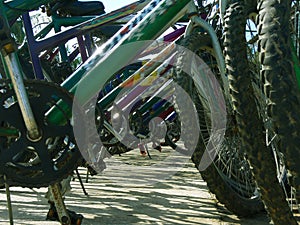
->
[258,0,300,202]
[224,1,297,224]
[174,32,264,217]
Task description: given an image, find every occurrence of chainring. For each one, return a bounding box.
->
[0,79,82,188]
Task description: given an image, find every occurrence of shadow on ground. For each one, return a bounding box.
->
[0,148,272,225]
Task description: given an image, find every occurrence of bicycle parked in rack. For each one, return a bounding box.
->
[3,0,150,82]
[223,0,300,224]
[0,0,278,224]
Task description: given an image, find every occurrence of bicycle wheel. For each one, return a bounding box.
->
[258,0,300,199]
[224,1,298,224]
[174,32,264,217]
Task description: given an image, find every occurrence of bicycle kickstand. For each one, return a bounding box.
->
[4,175,14,225]
[49,183,71,225]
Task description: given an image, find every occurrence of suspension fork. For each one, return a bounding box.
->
[0,7,41,141]
[185,2,228,99]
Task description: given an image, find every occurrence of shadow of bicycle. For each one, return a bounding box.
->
[0,148,272,225]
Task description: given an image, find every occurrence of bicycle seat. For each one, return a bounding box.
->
[59,0,105,16]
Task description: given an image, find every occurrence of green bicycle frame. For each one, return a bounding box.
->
[47,0,191,124]
[60,0,190,95]
[41,1,149,62]
[291,43,300,89]
[49,0,225,125]
[1,0,225,136]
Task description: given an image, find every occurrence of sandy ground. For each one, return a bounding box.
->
[0,147,273,225]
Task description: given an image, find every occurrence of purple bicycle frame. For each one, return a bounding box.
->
[21,1,149,79]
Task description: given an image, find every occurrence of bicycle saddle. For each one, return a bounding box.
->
[50,0,106,16]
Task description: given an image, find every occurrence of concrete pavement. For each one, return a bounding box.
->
[0,147,272,225]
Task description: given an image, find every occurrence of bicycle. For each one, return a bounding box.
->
[0,0,265,223]
[11,0,187,156]
[7,0,149,82]
[223,0,300,224]
[0,1,152,224]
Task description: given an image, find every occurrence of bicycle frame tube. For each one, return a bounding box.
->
[165,109,176,122]
[45,0,192,125]
[0,127,19,138]
[99,32,183,109]
[38,1,150,43]
[22,0,150,79]
[0,0,225,140]
[295,60,300,89]
[49,0,144,29]
[116,56,175,111]
[0,2,41,140]
[144,100,173,124]
[131,80,174,120]
[89,39,178,125]
[5,0,55,22]
[23,0,222,142]
[292,43,300,89]
[64,0,191,103]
